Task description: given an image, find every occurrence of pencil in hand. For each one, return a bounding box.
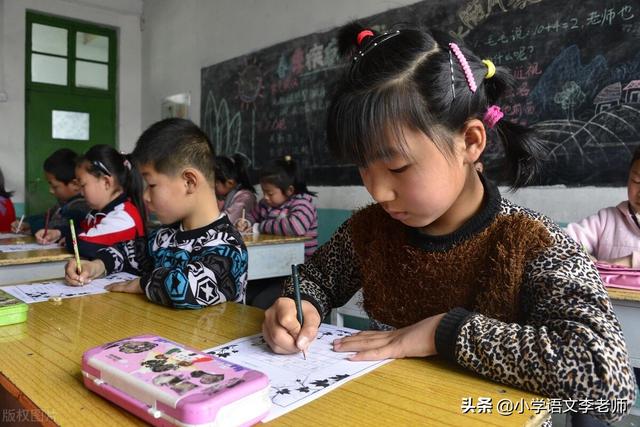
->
[69,219,82,276]
[43,208,50,241]
[291,264,306,360]
[14,214,24,234]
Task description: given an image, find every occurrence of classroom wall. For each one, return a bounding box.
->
[0,0,143,212]
[140,0,627,225]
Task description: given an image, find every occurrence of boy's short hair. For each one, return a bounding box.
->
[132,119,216,183]
[43,148,78,184]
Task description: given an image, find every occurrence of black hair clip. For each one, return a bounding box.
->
[92,160,112,176]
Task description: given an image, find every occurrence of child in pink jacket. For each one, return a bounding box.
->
[566,147,640,267]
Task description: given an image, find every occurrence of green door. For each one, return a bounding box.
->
[25,12,117,215]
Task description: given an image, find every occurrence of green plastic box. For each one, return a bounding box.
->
[0,289,28,326]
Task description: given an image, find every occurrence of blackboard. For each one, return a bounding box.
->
[202,0,640,186]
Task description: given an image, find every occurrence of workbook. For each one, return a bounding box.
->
[0,273,139,303]
[204,323,392,422]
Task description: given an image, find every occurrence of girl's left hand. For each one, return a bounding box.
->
[106,278,143,294]
[332,313,446,361]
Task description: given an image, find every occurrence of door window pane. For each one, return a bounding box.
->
[76,32,109,62]
[52,111,90,140]
[31,54,67,85]
[32,24,67,55]
[75,61,108,90]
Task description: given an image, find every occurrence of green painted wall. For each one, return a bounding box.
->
[317,208,352,245]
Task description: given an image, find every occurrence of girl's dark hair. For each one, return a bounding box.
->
[44,148,78,184]
[327,22,546,188]
[77,144,147,226]
[215,153,255,193]
[631,145,640,166]
[259,157,316,197]
[0,167,13,198]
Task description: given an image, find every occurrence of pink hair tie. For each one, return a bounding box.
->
[483,105,504,129]
[356,29,374,45]
[448,42,476,93]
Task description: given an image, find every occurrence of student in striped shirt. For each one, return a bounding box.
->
[236,156,318,309]
[236,156,318,258]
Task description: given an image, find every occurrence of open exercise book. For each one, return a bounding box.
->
[204,323,392,422]
[1,273,139,304]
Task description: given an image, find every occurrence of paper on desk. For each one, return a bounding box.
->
[204,323,392,422]
[0,243,60,252]
[0,273,139,304]
[0,233,28,239]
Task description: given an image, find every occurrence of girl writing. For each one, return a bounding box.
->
[40,144,146,259]
[262,23,636,424]
[236,156,318,258]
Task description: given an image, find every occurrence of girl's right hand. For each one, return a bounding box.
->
[64,259,105,286]
[10,220,30,234]
[235,218,252,232]
[262,297,321,354]
[35,228,61,244]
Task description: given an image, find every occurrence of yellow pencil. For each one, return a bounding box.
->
[69,219,82,274]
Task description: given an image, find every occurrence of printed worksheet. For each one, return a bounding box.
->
[0,273,139,304]
[204,323,392,422]
[0,243,61,252]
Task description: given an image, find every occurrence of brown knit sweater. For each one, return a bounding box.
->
[349,204,551,328]
[282,178,636,423]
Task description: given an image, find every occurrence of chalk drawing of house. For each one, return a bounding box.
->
[594,82,622,113]
[623,80,640,103]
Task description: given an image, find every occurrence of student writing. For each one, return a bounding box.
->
[65,119,248,308]
[262,23,636,423]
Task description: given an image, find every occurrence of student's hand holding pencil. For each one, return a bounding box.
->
[35,228,61,244]
[10,219,30,234]
[64,259,105,286]
[262,297,321,355]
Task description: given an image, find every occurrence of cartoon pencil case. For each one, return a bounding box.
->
[82,335,271,426]
[0,289,28,326]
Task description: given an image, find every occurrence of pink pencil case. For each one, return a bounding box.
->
[82,335,271,426]
[596,261,640,291]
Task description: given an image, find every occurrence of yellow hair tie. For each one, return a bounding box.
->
[482,59,496,79]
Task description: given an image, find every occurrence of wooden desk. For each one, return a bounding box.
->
[0,234,307,285]
[0,294,546,426]
[244,234,309,280]
[0,237,71,286]
[607,288,640,369]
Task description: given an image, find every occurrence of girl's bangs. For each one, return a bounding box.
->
[332,84,430,167]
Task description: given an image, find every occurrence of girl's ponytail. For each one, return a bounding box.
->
[122,152,148,229]
[481,66,547,188]
[81,145,148,233]
[283,156,316,197]
[493,120,546,188]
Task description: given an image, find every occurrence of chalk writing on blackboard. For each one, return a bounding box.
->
[202,0,640,186]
